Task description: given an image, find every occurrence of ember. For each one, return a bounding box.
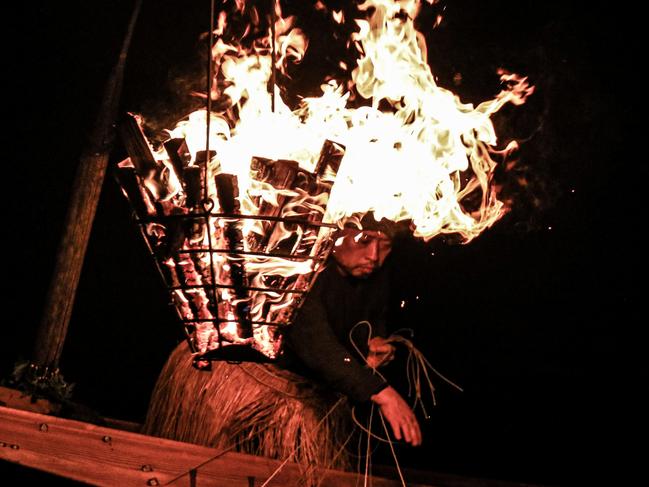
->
[115,0,532,362]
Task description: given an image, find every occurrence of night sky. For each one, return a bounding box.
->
[3,1,642,485]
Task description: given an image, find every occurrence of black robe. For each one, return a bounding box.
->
[280,261,390,403]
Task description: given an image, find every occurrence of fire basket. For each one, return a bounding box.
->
[109,0,533,366]
[116,112,345,364]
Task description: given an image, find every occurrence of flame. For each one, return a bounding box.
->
[181,0,532,241]
[120,0,532,359]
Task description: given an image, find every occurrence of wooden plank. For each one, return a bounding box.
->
[0,406,431,487]
[0,387,60,416]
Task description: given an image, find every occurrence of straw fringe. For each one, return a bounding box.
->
[143,342,352,480]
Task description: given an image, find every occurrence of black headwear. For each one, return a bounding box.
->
[341,212,411,239]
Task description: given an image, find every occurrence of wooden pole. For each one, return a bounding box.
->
[32,0,143,369]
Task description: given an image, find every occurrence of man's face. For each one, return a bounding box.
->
[331,228,393,278]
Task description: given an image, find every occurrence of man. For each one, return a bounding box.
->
[143,215,420,478]
[282,219,422,446]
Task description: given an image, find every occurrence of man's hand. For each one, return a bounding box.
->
[367,337,395,369]
[371,386,422,446]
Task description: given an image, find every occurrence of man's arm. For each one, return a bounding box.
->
[287,294,421,446]
[286,290,388,403]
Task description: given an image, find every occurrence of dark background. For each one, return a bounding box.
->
[3,1,643,485]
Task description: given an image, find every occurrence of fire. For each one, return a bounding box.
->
[117,0,532,361]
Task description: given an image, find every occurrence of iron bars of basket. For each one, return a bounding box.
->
[115,113,345,365]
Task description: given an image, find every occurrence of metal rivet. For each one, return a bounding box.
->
[39,423,49,432]
[102,435,112,443]
[147,478,159,486]
[10,444,19,450]
[0,442,7,447]
[141,465,153,472]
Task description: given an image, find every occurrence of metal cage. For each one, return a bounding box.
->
[116,115,344,364]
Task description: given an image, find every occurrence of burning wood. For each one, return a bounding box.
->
[258,141,345,326]
[214,173,253,339]
[164,138,191,180]
[247,158,299,252]
[268,140,345,254]
[154,200,188,260]
[182,150,213,208]
[114,162,155,218]
[117,115,340,360]
[183,167,203,208]
[118,112,158,176]
[314,139,345,178]
[181,150,213,287]
[161,258,181,289]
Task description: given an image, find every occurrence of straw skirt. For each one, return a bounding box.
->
[143,341,352,477]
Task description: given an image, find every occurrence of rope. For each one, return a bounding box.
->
[350,321,462,415]
[378,410,406,487]
[363,403,374,487]
[350,405,392,444]
[347,321,463,441]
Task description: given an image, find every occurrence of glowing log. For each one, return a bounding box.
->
[268,140,344,254]
[114,161,155,218]
[153,200,188,260]
[247,159,300,252]
[183,167,203,208]
[118,112,158,176]
[161,258,181,289]
[214,173,252,339]
[163,137,191,180]
[183,150,214,208]
[314,139,345,177]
